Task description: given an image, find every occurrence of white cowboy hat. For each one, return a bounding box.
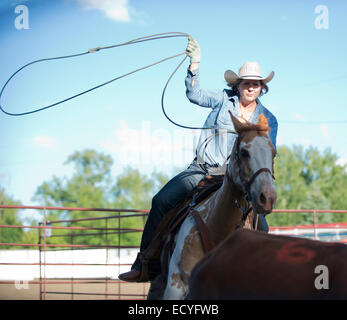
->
[224,61,274,86]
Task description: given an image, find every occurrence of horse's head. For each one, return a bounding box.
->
[227,111,277,215]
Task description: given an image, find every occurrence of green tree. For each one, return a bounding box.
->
[31,146,347,244]
[33,150,170,247]
[34,149,113,208]
[0,187,24,248]
[304,147,347,212]
[267,145,347,227]
[33,149,115,246]
[110,167,170,245]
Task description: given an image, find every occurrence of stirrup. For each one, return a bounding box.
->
[135,255,161,282]
[137,258,150,282]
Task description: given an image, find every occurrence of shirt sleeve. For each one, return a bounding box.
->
[185,68,224,109]
[268,116,278,151]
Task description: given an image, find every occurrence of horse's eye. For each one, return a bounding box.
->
[240,148,250,158]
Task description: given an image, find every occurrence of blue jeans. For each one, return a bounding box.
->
[139,160,206,253]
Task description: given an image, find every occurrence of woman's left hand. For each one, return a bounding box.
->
[186,36,201,63]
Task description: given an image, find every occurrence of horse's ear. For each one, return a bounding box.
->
[257,114,269,134]
[257,114,268,127]
[228,110,243,133]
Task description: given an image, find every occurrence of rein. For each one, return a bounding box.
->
[245,168,275,192]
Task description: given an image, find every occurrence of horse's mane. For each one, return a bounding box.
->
[236,121,269,134]
[237,116,269,136]
[235,114,275,154]
[230,112,270,135]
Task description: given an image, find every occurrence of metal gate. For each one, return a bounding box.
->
[1,205,347,299]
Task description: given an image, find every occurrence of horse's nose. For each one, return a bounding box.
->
[257,189,277,214]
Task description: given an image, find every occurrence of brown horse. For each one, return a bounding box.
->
[186,228,347,299]
[148,112,277,299]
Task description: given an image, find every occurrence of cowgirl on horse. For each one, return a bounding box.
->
[119,36,278,282]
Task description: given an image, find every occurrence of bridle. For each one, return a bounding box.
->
[227,133,276,223]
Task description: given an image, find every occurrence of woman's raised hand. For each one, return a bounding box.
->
[186,36,201,63]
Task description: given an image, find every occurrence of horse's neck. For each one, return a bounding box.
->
[206,174,244,245]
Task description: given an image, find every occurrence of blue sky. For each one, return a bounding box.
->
[0,0,346,215]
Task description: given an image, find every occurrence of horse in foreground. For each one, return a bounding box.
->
[147,112,277,299]
[186,228,347,299]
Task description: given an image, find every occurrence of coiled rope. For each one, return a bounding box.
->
[0,31,236,134]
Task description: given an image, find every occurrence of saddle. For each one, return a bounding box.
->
[135,174,224,282]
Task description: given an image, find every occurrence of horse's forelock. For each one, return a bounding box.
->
[237,126,276,159]
[237,122,269,134]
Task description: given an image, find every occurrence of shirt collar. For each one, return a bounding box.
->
[226,91,264,123]
[231,95,264,124]
[248,98,262,123]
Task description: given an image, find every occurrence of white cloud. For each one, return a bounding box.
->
[76,0,133,22]
[33,135,55,148]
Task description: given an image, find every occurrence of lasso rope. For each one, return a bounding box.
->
[0,31,236,134]
[0,32,186,115]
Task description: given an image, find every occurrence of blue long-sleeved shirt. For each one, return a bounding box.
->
[185,68,278,174]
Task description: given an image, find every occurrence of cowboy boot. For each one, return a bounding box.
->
[118,252,143,282]
[118,251,161,282]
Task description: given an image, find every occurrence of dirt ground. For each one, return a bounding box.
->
[0,279,150,300]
